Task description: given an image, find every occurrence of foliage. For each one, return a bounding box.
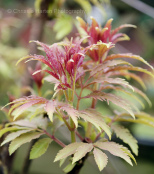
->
[1,16,154,173]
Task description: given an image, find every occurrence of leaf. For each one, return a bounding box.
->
[106,66,154,78]
[9,132,43,155]
[85,91,135,118]
[12,100,41,120]
[75,0,92,13]
[94,77,134,91]
[90,60,132,77]
[0,127,24,138]
[1,129,33,146]
[72,143,93,164]
[94,141,133,166]
[54,142,84,162]
[79,109,111,139]
[45,101,55,122]
[112,124,138,155]
[9,120,37,129]
[63,163,76,173]
[61,106,79,128]
[53,15,73,40]
[116,112,154,128]
[30,138,52,159]
[107,71,146,90]
[105,54,153,70]
[93,148,108,171]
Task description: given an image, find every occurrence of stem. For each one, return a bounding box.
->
[44,130,65,147]
[86,83,98,138]
[69,118,76,143]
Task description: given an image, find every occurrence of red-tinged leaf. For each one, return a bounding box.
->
[72,143,93,164]
[54,142,84,162]
[90,60,132,77]
[76,16,88,31]
[101,85,145,109]
[45,101,56,122]
[105,54,153,70]
[94,77,134,91]
[112,124,138,155]
[61,106,79,128]
[85,91,135,118]
[132,86,152,107]
[93,148,108,171]
[107,71,146,90]
[33,70,59,80]
[111,24,136,37]
[94,141,133,166]
[12,100,42,120]
[112,33,130,43]
[106,66,154,78]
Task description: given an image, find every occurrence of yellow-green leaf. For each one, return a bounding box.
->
[9,132,43,155]
[30,138,52,159]
[93,148,108,171]
[112,124,138,155]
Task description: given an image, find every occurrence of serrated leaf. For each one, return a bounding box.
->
[9,120,37,129]
[94,77,134,91]
[79,109,111,139]
[63,162,76,173]
[85,91,135,119]
[1,129,33,146]
[9,132,43,155]
[112,125,138,155]
[105,54,153,70]
[45,101,55,122]
[90,60,130,77]
[0,127,24,138]
[106,66,154,78]
[72,143,93,164]
[94,141,133,166]
[60,157,67,167]
[93,148,108,171]
[30,138,52,159]
[54,142,84,162]
[121,147,137,165]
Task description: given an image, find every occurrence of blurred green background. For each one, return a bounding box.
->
[0,0,154,174]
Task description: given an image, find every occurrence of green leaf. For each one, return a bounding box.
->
[30,138,52,159]
[54,142,84,162]
[63,162,76,173]
[53,15,73,40]
[72,143,93,164]
[79,109,111,139]
[0,127,24,138]
[75,0,92,13]
[9,132,43,155]
[93,148,108,171]
[1,129,33,146]
[94,141,133,166]
[112,125,138,155]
